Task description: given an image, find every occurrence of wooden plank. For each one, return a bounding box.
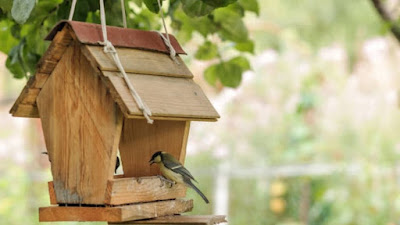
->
[105,176,186,205]
[48,181,57,205]
[109,215,227,225]
[85,45,193,78]
[20,88,40,104]
[179,121,190,163]
[28,73,50,89]
[39,199,193,222]
[11,104,39,118]
[38,59,57,74]
[119,119,187,177]
[124,115,217,122]
[36,42,123,204]
[104,71,219,120]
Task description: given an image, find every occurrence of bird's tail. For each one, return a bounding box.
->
[185,178,209,204]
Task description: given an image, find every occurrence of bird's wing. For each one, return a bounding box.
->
[163,154,197,182]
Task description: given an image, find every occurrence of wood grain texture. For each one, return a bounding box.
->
[39,199,193,222]
[48,181,57,205]
[85,46,192,78]
[27,73,50,89]
[109,215,227,225]
[105,176,186,205]
[10,26,72,118]
[104,71,219,120]
[11,104,39,117]
[179,121,190,163]
[124,115,217,122]
[37,42,122,204]
[119,119,187,177]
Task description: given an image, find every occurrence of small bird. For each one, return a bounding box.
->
[149,151,209,204]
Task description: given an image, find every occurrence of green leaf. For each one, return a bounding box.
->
[229,56,251,71]
[0,0,12,12]
[213,7,248,42]
[6,39,26,79]
[204,64,219,86]
[235,40,255,53]
[201,0,237,8]
[11,0,35,24]
[181,0,214,17]
[217,62,242,87]
[0,20,18,53]
[132,0,143,6]
[205,60,245,88]
[238,0,259,15]
[195,41,218,60]
[144,0,160,13]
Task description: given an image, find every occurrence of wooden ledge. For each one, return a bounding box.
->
[106,176,187,205]
[39,199,193,222]
[108,215,227,225]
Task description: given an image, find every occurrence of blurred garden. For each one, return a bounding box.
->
[2,0,400,224]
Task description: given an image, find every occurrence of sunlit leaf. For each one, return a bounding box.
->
[201,0,237,8]
[144,0,160,13]
[235,40,255,53]
[213,7,248,42]
[217,62,242,87]
[0,0,12,12]
[11,0,35,24]
[238,0,259,15]
[204,64,218,86]
[195,41,218,60]
[229,56,251,71]
[181,0,214,17]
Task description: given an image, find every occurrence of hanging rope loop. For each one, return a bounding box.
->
[156,0,180,64]
[98,0,153,124]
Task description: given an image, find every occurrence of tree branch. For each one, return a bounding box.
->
[370,0,400,42]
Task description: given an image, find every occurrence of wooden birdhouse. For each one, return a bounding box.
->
[10,21,220,223]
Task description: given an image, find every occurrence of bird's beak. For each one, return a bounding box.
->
[149,159,154,165]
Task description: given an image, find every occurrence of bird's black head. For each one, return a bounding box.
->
[149,151,163,165]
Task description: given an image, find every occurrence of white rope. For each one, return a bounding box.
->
[120,0,127,28]
[68,0,78,21]
[156,0,180,64]
[99,0,153,124]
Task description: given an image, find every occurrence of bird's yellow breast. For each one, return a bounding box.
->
[160,163,184,184]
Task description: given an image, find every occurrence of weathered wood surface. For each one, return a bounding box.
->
[105,176,186,205]
[48,181,57,205]
[39,199,193,222]
[37,42,123,204]
[85,45,193,78]
[10,27,72,118]
[109,215,227,225]
[179,121,190,163]
[119,119,187,177]
[104,72,219,120]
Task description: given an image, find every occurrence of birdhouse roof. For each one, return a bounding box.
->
[10,21,219,121]
[45,21,186,54]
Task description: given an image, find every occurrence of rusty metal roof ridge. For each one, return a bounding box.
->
[45,20,186,55]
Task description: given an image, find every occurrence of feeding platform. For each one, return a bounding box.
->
[10,20,220,223]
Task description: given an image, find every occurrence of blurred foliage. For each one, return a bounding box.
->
[0,0,257,86]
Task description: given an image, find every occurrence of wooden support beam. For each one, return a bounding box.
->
[39,199,193,222]
[108,215,227,225]
[48,181,57,205]
[105,176,186,205]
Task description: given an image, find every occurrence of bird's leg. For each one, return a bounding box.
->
[157,175,175,187]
